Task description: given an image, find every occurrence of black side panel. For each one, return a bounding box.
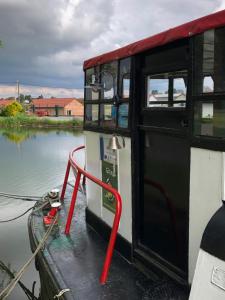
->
[140,131,189,272]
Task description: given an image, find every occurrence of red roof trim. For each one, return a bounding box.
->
[83,9,225,70]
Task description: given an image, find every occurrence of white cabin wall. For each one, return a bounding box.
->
[84,131,132,243]
[85,131,102,217]
[190,249,225,300]
[189,147,223,283]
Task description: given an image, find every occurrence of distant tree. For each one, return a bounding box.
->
[152,90,158,95]
[6,97,15,100]
[1,101,23,117]
[24,95,32,101]
[18,94,25,103]
[37,95,44,99]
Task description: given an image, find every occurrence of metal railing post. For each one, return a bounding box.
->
[63,145,122,284]
[65,171,81,235]
[60,160,71,201]
[100,193,122,284]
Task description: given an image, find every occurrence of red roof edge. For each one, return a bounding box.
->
[83,9,225,70]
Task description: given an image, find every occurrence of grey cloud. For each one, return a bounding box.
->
[0,0,223,93]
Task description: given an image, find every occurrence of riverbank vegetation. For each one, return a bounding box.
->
[0,114,83,129]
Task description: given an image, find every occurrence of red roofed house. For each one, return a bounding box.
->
[0,99,14,109]
[32,98,84,117]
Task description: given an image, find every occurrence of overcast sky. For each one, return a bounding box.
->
[0,0,224,98]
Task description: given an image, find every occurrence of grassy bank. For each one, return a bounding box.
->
[0,114,83,129]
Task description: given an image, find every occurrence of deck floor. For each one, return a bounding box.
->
[29,186,189,300]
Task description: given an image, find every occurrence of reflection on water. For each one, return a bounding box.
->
[0,127,84,300]
[0,127,81,144]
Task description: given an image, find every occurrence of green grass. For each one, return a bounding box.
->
[0,114,83,129]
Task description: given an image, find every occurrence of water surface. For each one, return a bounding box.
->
[0,128,84,299]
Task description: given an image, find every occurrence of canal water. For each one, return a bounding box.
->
[0,128,84,299]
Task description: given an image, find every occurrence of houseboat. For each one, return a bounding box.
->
[29,9,225,299]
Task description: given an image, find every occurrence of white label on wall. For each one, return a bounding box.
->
[211,267,225,291]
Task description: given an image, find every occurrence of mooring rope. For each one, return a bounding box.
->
[0,212,58,299]
[0,192,42,202]
[0,261,38,300]
[0,197,49,223]
[0,192,41,199]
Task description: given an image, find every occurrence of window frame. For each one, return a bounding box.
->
[191,27,225,151]
[84,57,132,134]
[144,69,188,110]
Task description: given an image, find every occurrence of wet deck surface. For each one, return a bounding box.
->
[29,186,189,300]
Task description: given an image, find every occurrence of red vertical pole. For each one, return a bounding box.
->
[60,160,71,201]
[65,171,81,235]
[99,194,122,284]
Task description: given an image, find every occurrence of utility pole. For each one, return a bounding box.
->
[16,80,20,102]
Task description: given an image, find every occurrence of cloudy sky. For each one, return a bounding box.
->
[0,0,224,98]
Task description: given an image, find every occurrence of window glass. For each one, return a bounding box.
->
[194,100,225,137]
[119,58,131,99]
[85,104,99,126]
[194,27,225,94]
[85,68,99,100]
[123,78,130,98]
[147,71,187,108]
[101,62,117,99]
[118,103,129,128]
[100,104,117,127]
[147,74,169,107]
[173,76,187,107]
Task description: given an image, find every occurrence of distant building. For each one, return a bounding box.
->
[148,92,186,107]
[32,98,84,117]
[0,99,14,108]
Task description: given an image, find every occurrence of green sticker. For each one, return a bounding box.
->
[102,160,118,213]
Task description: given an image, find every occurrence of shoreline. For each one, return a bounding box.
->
[0,115,83,130]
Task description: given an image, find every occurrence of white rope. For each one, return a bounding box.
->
[0,211,58,299]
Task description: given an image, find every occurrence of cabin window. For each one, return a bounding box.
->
[118,103,129,128]
[84,57,131,132]
[194,100,225,138]
[85,67,100,101]
[101,61,118,100]
[119,57,131,99]
[100,104,117,127]
[193,27,225,140]
[194,28,225,94]
[85,104,99,126]
[147,70,187,108]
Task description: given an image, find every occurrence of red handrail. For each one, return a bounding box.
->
[60,145,122,284]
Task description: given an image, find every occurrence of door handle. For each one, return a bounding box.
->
[181,120,188,127]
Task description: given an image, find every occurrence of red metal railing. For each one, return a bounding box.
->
[60,145,122,284]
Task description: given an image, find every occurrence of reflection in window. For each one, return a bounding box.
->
[119,58,131,99]
[173,77,187,107]
[147,74,169,107]
[85,104,99,125]
[85,68,99,100]
[118,103,129,128]
[101,62,117,99]
[123,78,130,98]
[203,76,214,93]
[147,71,187,108]
[100,104,117,127]
[194,100,225,137]
[195,28,225,94]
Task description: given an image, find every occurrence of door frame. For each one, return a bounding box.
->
[130,39,193,283]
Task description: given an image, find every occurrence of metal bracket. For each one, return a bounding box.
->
[53,288,70,298]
